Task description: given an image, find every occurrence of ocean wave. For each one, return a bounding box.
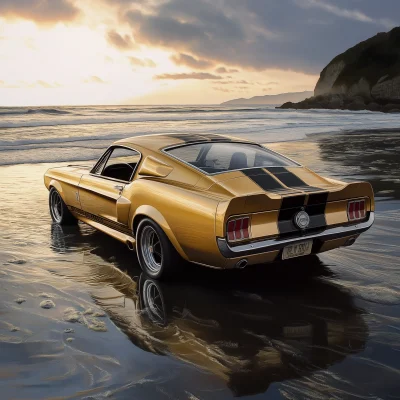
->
[0,105,269,119]
[0,109,28,116]
[0,107,72,117]
[0,115,278,129]
[0,152,99,166]
[27,108,72,115]
[0,133,129,148]
[100,107,268,114]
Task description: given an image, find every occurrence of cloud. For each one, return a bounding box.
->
[294,0,396,29]
[129,56,156,67]
[170,53,214,69]
[121,0,399,75]
[266,81,279,86]
[215,67,240,73]
[213,87,232,92]
[154,72,222,80]
[217,79,251,85]
[0,80,62,88]
[0,0,79,24]
[84,76,107,84]
[37,80,58,88]
[107,30,137,50]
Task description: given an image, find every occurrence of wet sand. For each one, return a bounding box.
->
[0,130,400,399]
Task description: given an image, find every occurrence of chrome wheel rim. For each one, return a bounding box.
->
[143,280,165,325]
[50,190,63,223]
[140,226,163,273]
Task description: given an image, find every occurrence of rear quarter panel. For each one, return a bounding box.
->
[125,178,226,266]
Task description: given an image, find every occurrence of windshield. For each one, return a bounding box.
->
[165,142,297,174]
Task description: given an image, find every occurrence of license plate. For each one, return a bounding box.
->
[282,240,313,260]
[283,325,313,338]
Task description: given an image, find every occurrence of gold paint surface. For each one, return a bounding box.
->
[138,156,173,178]
[251,211,280,239]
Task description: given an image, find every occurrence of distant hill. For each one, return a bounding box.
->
[279,27,400,113]
[221,91,313,105]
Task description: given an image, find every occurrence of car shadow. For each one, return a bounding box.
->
[50,222,368,397]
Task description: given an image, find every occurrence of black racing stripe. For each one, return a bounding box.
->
[241,168,294,193]
[305,192,329,230]
[281,195,306,209]
[277,195,307,236]
[203,134,231,142]
[267,167,287,173]
[295,186,324,192]
[265,167,323,192]
[269,170,305,187]
[167,133,231,143]
[306,205,327,230]
[307,192,329,206]
[166,134,207,143]
[277,193,328,237]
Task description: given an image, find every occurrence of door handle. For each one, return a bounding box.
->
[114,185,124,191]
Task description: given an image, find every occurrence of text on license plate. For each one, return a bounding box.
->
[282,240,313,260]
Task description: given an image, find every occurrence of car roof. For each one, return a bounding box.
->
[115,133,250,152]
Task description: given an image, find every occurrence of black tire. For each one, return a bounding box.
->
[49,187,77,225]
[136,218,180,279]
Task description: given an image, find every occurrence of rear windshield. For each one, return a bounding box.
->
[165,142,297,174]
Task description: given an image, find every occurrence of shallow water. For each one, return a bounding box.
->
[1,105,400,165]
[0,128,399,399]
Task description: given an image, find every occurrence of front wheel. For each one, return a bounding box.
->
[49,187,77,225]
[136,218,179,279]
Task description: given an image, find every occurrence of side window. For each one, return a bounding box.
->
[94,147,141,181]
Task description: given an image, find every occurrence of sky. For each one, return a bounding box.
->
[0,0,398,106]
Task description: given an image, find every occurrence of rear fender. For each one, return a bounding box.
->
[132,205,189,260]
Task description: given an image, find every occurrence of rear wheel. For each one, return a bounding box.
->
[49,187,77,225]
[136,218,179,279]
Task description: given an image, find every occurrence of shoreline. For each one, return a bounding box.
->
[1,127,400,168]
[278,94,400,114]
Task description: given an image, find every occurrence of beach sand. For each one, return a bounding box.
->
[1,130,400,399]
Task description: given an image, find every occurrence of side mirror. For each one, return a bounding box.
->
[138,156,173,178]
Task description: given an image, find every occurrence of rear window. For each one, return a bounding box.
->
[165,142,297,174]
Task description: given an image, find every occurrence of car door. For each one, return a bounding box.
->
[78,146,141,225]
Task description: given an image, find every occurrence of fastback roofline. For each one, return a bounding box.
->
[161,140,301,177]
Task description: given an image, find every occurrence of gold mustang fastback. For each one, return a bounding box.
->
[44,133,374,278]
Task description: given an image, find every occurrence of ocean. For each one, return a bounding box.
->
[0,105,400,399]
[1,104,400,165]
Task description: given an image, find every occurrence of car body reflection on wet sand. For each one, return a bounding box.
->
[51,223,368,397]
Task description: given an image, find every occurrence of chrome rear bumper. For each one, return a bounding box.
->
[217,212,374,258]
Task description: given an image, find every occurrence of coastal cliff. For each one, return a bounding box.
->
[279,27,400,113]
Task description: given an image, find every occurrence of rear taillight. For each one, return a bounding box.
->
[227,217,250,242]
[348,199,366,221]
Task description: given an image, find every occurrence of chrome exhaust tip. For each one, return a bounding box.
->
[344,237,357,247]
[236,259,248,269]
[126,240,135,251]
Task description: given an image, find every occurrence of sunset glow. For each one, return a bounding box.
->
[0,0,394,105]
